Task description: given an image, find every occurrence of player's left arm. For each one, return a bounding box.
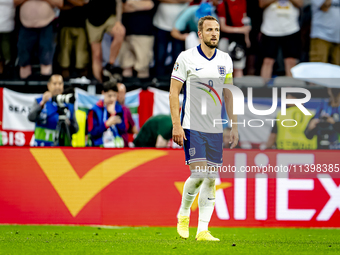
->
[223,73,239,149]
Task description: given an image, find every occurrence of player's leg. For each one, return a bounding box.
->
[195,132,223,241]
[179,162,206,217]
[177,130,206,239]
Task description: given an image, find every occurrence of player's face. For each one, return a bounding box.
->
[200,20,220,49]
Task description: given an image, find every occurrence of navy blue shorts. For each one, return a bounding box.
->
[183,129,223,167]
[17,22,55,66]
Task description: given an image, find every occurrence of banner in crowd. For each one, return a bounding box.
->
[0,87,323,147]
[0,148,339,227]
[0,87,182,146]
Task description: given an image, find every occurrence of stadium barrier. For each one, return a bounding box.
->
[0,147,339,227]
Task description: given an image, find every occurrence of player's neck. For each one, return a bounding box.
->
[200,43,216,59]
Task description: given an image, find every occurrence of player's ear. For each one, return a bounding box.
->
[198,30,202,39]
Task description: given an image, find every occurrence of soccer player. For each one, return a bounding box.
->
[169,16,238,241]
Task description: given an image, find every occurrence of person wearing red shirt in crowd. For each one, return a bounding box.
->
[217,0,251,77]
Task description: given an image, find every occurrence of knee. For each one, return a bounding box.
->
[112,27,125,42]
[91,48,102,62]
[285,58,297,66]
[263,58,275,67]
[205,177,216,186]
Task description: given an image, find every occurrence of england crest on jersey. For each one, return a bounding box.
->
[189,148,196,156]
[218,65,226,76]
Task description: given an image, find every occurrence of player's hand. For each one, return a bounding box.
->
[172,124,186,147]
[229,129,239,149]
[41,91,52,106]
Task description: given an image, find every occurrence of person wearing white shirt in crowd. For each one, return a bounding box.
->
[259,0,303,81]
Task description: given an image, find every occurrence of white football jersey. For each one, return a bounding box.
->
[171,45,233,133]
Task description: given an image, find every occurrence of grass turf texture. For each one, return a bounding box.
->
[0,225,339,254]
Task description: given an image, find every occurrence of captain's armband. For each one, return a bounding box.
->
[224,73,233,84]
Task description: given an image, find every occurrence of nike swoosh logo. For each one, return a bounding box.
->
[195,68,203,71]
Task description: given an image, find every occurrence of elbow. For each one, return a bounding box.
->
[170,29,177,39]
[258,1,265,8]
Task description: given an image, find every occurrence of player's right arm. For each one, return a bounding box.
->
[169,79,186,147]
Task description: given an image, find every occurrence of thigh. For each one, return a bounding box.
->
[330,43,340,65]
[281,32,300,59]
[131,35,154,70]
[0,32,13,62]
[17,26,38,66]
[105,15,117,36]
[74,28,89,68]
[86,19,106,43]
[183,129,207,165]
[205,132,223,167]
[154,28,169,58]
[38,22,55,65]
[58,27,73,68]
[309,38,329,63]
[119,36,134,68]
[262,34,279,59]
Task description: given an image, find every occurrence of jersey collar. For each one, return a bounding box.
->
[197,44,217,61]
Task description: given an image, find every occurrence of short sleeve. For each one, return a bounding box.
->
[171,52,187,83]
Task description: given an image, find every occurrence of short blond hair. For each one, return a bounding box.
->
[198,16,219,32]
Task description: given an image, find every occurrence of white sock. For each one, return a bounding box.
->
[179,177,204,217]
[197,178,216,235]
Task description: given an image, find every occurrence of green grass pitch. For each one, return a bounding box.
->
[0,225,339,254]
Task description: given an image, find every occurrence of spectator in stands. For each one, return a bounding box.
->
[305,88,340,149]
[217,0,251,77]
[245,0,262,75]
[265,93,317,150]
[15,0,63,79]
[134,114,172,147]
[28,74,78,146]
[259,0,303,81]
[117,83,138,147]
[309,0,340,65]
[153,0,191,78]
[58,0,89,79]
[87,81,126,147]
[120,0,155,79]
[0,0,15,77]
[86,0,125,82]
[170,2,217,49]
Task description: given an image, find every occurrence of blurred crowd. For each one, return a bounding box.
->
[0,0,339,83]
